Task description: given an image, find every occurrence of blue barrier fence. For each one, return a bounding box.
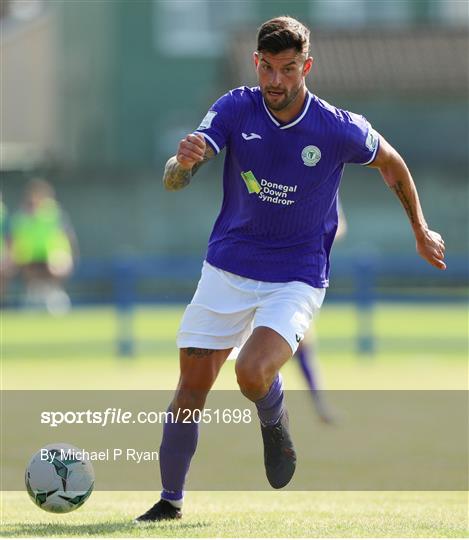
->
[68,254,467,356]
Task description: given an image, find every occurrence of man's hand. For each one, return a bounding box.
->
[370,136,446,271]
[163,133,214,191]
[176,133,206,171]
[415,228,446,270]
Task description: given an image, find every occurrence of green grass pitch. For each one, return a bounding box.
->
[2,491,467,538]
[1,303,467,537]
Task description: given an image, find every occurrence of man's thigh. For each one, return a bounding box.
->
[178,347,232,391]
[236,326,292,378]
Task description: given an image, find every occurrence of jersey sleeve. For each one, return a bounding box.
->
[193,92,234,155]
[341,111,380,165]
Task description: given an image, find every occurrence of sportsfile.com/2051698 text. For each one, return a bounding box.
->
[40,407,253,427]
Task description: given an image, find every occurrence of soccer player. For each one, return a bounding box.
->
[136,16,445,522]
[295,201,347,424]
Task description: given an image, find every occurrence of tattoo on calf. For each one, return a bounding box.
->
[184,348,215,357]
[392,181,415,224]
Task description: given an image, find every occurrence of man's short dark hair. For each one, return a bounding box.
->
[257,16,310,56]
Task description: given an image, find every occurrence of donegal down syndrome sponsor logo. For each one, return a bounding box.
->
[241,170,297,206]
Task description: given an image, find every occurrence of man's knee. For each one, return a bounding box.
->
[235,359,272,399]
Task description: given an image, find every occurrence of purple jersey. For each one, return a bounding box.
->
[194,86,379,288]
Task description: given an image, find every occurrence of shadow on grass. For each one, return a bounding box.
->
[1,520,211,537]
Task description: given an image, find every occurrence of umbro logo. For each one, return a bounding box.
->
[242,132,262,141]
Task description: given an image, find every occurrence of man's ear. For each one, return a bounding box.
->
[253,51,259,68]
[303,56,314,77]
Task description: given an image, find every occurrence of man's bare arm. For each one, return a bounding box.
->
[368,135,446,270]
[163,133,215,191]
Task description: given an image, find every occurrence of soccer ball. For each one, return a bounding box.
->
[25,443,94,513]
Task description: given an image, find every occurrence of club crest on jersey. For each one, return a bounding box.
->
[301,145,321,167]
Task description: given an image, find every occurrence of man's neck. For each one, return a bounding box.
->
[267,85,308,124]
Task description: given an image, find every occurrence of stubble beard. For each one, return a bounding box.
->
[263,83,303,112]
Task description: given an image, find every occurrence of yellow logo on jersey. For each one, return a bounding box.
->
[241,171,262,194]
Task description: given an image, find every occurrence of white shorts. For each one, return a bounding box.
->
[176,261,325,355]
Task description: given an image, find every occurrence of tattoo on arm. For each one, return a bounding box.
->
[392,180,415,225]
[163,145,215,191]
[163,157,191,191]
[184,348,215,358]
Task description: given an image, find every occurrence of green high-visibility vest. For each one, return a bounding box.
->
[11,199,72,265]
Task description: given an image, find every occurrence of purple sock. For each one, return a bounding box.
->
[255,373,284,426]
[159,407,198,504]
[295,344,319,393]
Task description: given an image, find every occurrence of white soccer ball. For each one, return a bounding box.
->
[25,443,94,513]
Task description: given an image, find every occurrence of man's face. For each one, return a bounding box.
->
[254,48,312,112]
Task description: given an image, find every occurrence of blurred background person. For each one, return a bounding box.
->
[10,178,78,315]
[295,200,347,423]
[0,191,13,302]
